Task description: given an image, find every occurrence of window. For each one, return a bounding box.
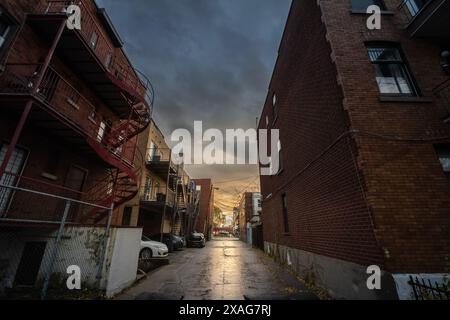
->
[277,140,283,175]
[435,145,450,183]
[0,144,28,214]
[281,194,289,233]
[105,53,112,69]
[351,0,386,11]
[143,175,152,200]
[88,107,97,123]
[367,45,418,96]
[404,0,429,17]
[90,31,98,49]
[272,93,278,121]
[0,7,18,60]
[66,87,80,109]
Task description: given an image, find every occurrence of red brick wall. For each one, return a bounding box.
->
[194,179,213,238]
[259,0,384,267]
[260,0,450,273]
[320,0,450,273]
[239,192,254,242]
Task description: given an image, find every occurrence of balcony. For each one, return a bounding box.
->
[0,172,110,225]
[0,63,137,166]
[146,148,178,181]
[140,186,176,213]
[398,0,450,39]
[26,1,154,115]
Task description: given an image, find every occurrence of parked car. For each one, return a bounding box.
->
[151,233,184,252]
[140,236,169,259]
[187,233,206,248]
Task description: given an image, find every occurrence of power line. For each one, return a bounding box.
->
[213,175,260,185]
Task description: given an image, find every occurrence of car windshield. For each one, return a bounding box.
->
[142,236,151,242]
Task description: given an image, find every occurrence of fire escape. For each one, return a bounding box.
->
[398,0,450,121]
[0,1,154,223]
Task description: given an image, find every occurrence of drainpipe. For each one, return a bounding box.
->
[0,19,66,178]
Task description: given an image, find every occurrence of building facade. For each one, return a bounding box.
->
[0,0,153,297]
[258,0,450,300]
[193,179,214,240]
[238,192,262,246]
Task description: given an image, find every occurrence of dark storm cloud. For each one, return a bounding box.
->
[95,0,290,205]
[96,0,290,134]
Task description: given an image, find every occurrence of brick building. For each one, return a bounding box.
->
[119,118,194,240]
[0,0,153,297]
[238,192,261,245]
[193,179,214,240]
[258,0,450,299]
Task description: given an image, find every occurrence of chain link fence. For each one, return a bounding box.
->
[0,181,113,300]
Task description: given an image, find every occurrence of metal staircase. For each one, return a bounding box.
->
[0,0,155,223]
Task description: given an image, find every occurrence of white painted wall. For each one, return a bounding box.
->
[0,226,142,297]
[105,227,142,297]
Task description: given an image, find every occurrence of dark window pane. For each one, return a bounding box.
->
[351,0,386,11]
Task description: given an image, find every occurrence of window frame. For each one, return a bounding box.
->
[367,44,420,97]
[0,7,19,64]
[272,93,278,124]
[351,0,387,11]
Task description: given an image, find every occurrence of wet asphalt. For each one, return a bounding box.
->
[116,238,317,300]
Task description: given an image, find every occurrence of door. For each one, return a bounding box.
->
[14,242,47,286]
[0,144,28,215]
[64,166,87,221]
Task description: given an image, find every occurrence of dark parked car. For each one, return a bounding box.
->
[151,233,184,252]
[187,233,206,248]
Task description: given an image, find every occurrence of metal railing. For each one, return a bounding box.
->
[146,148,173,163]
[37,0,154,107]
[409,276,450,300]
[0,181,113,299]
[0,63,143,165]
[141,186,175,207]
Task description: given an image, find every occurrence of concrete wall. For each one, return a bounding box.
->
[265,242,399,300]
[105,227,142,297]
[0,225,141,296]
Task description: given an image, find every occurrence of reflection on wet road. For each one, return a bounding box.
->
[117,239,317,300]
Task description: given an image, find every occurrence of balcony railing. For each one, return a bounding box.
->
[37,1,154,106]
[147,148,176,163]
[0,172,110,223]
[141,186,175,207]
[0,63,139,164]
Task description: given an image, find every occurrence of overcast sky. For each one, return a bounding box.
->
[96,0,291,213]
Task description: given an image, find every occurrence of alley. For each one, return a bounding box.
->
[117,239,317,300]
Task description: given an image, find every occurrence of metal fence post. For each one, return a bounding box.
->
[41,200,71,300]
[96,203,114,290]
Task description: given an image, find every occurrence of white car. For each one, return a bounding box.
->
[140,235,169,259]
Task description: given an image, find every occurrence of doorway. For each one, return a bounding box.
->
[14,242,47,287]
